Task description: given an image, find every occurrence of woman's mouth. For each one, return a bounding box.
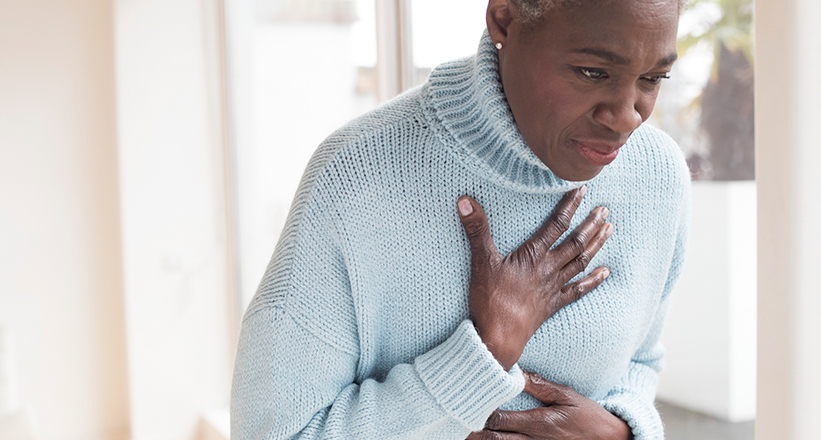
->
[573,140,621,166]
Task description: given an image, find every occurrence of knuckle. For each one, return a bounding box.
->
[518,242,541,266]
[570,282,586,300]
[553,211,573,232]
[574,252,591,271]
[528,235,551,255]
[463,218,489,239]
[567,233,587,255]
[557,385,576,401]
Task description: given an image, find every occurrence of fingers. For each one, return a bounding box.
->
[483,409,547,436]
[522,370,576,405]
[478,374,586,437]
[466,429,530,440]
[558,267,610,305]
[458,196,500,270]
[525,185,587,254]
[558,222,614,284]
[551,205,610,269]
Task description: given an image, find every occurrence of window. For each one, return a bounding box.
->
[226,0,379,308]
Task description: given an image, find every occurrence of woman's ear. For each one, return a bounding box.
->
[486,0,516,48]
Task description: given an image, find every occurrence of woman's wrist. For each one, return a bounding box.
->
[473,321,525,371]
[609,415,634,440]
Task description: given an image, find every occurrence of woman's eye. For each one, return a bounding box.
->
[578,67,608,80]
[641,74,671,85]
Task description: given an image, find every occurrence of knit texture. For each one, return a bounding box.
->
[231,30,690,440]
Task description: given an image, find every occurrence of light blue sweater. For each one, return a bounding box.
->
[231,31,690,440]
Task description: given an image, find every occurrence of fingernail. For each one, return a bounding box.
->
[601,206,609,219]
[579,185,587,197]
[605,223,614,237]
[458,198,473,216]
[602,268,610,279]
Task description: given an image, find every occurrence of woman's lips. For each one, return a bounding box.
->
[573,140,621,166]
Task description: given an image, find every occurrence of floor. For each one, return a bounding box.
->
[657,400,755,440]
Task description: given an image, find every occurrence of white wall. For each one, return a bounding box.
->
[756,0,821,438]
[114,1,235,439]
[0,1,130,439]
[228,18,377,309]
[0,0,235,439]
[658,182,757,422]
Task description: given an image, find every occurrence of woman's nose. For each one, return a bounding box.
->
[592,91,644,135]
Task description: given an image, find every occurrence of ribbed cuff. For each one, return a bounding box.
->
[414,320,525,431]
[598,391,663,440]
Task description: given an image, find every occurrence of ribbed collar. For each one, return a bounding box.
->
[421,30,588,194]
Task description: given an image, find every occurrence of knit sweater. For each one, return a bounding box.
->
[231,31,690,440]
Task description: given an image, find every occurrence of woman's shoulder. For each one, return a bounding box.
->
[619,123,691,193]
[297,87,427,185]
[317,88,427,156]
[287,87,431,215]
[627,124,686,163]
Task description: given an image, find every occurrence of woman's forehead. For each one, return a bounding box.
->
[535,0,678,46]
[534,0,679,61]
[514,0,685,22]
[558,0,680,27]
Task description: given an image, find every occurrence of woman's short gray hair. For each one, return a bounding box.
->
[511,0,688,24]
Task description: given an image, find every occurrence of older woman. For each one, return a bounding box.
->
[231,0,690,438]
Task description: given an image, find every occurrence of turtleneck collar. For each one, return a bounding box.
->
[420,30,588,194]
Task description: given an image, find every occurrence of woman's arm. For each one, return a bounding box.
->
[231,176,523,439]
[232,306,524,439]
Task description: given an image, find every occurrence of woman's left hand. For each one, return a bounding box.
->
[466,371,633,440]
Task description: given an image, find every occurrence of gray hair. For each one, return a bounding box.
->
[511,0,688,24]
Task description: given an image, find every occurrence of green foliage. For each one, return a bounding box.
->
[675,0,756,180]
[678,0,754,74]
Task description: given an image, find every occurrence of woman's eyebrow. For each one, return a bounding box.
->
[572,48,679,68]
[573,48,630,65]
[656,52,679,67]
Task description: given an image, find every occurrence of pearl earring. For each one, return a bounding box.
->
[495,42,503,50]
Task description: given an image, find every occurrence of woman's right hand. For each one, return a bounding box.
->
[457,186,613,370]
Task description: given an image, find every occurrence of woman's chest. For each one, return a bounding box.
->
[338,174,676,397]
[347,215,666,400]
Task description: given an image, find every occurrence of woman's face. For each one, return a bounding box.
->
[491,0,680,181]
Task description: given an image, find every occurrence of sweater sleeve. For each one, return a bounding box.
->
[232,311,523,439]
[230,158,524,439]
[596,181,691,440]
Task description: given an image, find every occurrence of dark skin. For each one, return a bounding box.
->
[459,0,680,438]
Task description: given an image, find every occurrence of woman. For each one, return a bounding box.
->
[231,0,690,438]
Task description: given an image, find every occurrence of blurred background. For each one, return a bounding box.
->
[1,0,818,439]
